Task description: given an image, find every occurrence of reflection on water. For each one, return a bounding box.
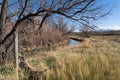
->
[69,39,81,46]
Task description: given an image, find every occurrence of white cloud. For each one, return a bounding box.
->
[99,25,120,30]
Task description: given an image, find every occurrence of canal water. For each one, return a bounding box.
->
[69,39,81,46]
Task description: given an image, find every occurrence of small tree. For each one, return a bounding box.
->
[53,16,73,36]
[80,24,97,37]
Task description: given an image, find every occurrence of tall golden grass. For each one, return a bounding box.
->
[26,39,120,80]
[1,38,120,80]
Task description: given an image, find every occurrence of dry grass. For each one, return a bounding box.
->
[26,39,120,80]
[1,38,120,80]
[91,35,120,41]
[0,63,17,80]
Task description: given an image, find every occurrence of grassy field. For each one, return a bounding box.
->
[25,38,120,80]
[0,37,120,80]
[91,35,120,42]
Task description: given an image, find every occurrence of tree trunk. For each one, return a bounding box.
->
[0,0,9,65]
[0,44,5,65]
[0,0,9,42]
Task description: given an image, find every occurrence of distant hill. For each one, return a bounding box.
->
[91,29,120,36]
[93,29,112,32]
[71,29,120,36]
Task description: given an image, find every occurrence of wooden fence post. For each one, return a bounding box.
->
[14,30,19,80]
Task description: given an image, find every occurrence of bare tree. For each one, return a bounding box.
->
[80,24,96,37]
[0,0,111,63]
[52,16,75,36]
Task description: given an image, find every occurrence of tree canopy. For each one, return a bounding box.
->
[0,0,110,44]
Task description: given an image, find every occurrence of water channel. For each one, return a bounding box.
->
[68,39,81,46]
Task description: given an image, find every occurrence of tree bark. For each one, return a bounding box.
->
[0,0,9,42]
[0,0,9,65]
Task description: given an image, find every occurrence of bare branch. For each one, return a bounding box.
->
[0,0,111,45]
[18,0,28,20]
[0,9,46,44]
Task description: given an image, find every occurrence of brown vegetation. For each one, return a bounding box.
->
[25,39,120,80]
